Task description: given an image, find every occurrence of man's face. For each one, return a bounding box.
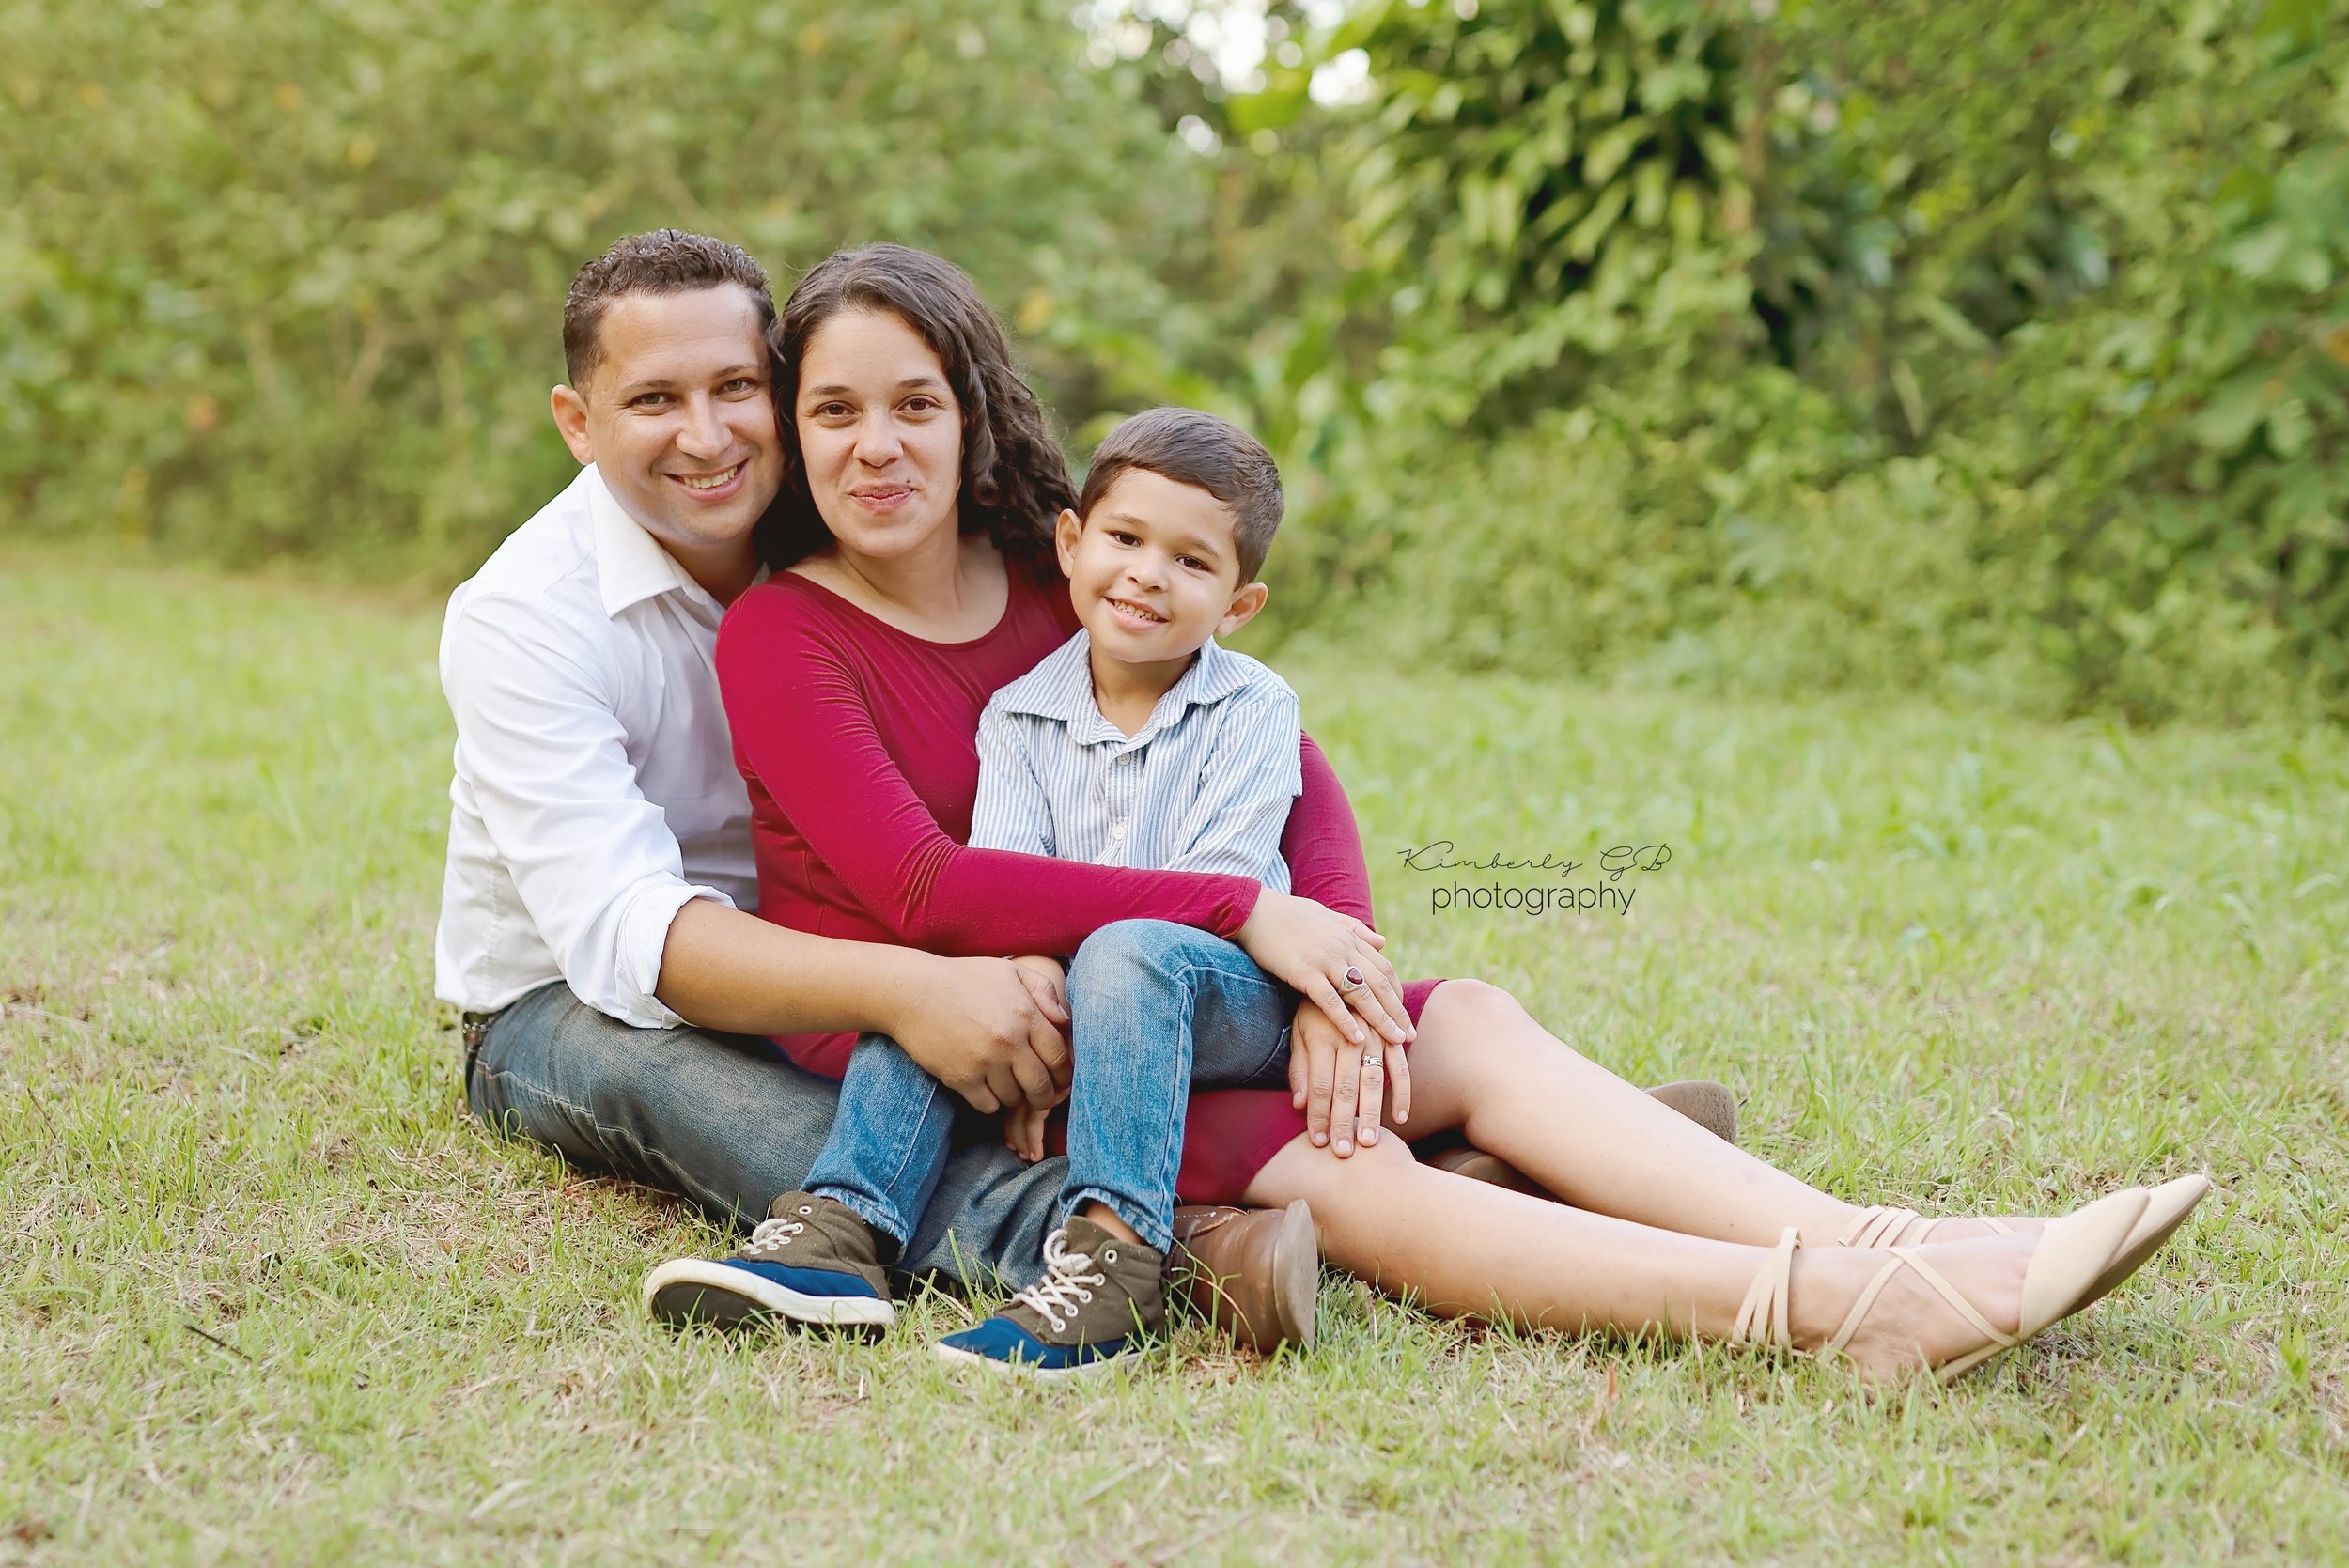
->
[550,285,784,585]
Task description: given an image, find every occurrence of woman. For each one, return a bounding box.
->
[713,244,2204,1381]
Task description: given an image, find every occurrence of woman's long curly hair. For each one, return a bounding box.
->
[754,243,1075,576]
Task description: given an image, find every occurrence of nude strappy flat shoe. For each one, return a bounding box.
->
[1838,1206,2015,1248]
[1734,1187,2148,1385]
[1842,1173,2212,1310]
[2077,1172,2212,1310]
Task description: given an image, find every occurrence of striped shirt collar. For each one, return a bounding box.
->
[993,629,1255,748]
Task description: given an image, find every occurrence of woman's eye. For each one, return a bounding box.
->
[809,402,852,419]
[903,396,943,413]
[721,378,758,395]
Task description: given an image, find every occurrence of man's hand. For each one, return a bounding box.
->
[885,955,1071,1115]
[1288,996,1412,1157]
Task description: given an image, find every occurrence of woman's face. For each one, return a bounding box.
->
[792,309,964,562]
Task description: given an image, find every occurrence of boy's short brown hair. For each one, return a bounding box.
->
[561,229,774,389]
[1077,408,1283,582]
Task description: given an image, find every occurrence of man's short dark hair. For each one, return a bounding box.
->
[1076,408,1284,582]
[562,229,774,389]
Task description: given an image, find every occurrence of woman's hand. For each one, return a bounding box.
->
[889,955,1071,1114]
[1288,997,1412,1157]
[1234,891,1411,1048]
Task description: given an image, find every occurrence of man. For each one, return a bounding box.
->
[437,229,1315,1344]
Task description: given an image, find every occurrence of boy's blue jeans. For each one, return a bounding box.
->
[805,920,1296,1255]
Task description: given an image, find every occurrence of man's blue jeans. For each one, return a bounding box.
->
[804,920,1295,1255]
[465,980,1065,1291]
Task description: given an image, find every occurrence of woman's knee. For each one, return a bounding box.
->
[1423,978,1530,1032]
[1251,1128,1419,1212]
[1422,979,1581,1059]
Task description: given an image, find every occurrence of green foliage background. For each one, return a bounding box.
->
[5,0,2345,723]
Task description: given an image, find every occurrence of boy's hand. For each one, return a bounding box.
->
[1289,997,1410,1157]
[1005,955,1072,1107]
[1003,1101,1052,1164]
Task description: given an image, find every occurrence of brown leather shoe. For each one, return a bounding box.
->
[1427,1080,1739,1199]
[1168,1199,1317,1355]
[1645,1079,1737,1144]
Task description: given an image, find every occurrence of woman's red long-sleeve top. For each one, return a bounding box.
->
[714,561,1375,1077]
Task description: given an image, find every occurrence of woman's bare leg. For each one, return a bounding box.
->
[1389,981,2022,1247]
[1242,1134,2040,1378]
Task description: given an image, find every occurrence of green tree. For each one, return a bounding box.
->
[0,0,1208,574]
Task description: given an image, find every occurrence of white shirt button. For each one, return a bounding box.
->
[1111,821,1127,840]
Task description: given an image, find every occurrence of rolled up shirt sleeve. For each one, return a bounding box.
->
[442,597,731,1028]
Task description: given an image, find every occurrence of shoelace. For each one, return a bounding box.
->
[742,1208,809,1258]
[1008,1230,1106,1335]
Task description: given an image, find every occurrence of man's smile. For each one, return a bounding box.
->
[669,461,747,497]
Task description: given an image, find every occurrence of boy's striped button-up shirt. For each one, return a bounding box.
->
[969,629,1300,892]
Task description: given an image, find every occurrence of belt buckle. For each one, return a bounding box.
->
[459,1010,497,1078]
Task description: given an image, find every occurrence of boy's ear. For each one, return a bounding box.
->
[1053,508,1083,576]
[1215,581,1269,639]
[550,384,595,465]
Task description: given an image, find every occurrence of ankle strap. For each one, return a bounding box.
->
[1840,1206,1923,1248]
[1732,1228,1800,1352]
[1841,1206,2018,1248]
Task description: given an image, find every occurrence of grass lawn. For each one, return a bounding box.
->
[5,547,2346,1564]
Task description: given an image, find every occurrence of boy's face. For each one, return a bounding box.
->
[1054,468,1268,668]
[549,284,784,584]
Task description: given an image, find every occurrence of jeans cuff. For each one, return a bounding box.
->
[1059,1185,1172,1256]
[806,1184,912,1256]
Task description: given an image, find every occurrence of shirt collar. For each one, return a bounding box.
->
[584,465,708,619]
[996,629,1251,745]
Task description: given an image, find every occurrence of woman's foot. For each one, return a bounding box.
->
[1789,1234,2036,1380]
[1753,1188,2151,1383]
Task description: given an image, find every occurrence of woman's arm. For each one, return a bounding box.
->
[1283,733,1377,927]
[718,584,1406,1042]
[717,591,1261,957]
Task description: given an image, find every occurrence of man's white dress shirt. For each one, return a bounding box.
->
[434,465,756,1028]
[970,630,1301,892]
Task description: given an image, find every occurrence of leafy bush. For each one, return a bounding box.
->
[0,0,1206,573]
[1240,0,2346,723]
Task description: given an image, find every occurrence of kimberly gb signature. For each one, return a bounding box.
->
[1397,840,1673,917]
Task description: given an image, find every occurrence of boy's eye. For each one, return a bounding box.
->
[721,377,759,395]
[1109,531,1140,546]
[1178,556,1208,572]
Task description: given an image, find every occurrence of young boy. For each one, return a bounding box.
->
[929,406,1309,1374]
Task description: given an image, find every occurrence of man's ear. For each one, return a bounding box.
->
[1053,508,1083,577]
[550,383,595,465]
[1215,581,1269,639]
